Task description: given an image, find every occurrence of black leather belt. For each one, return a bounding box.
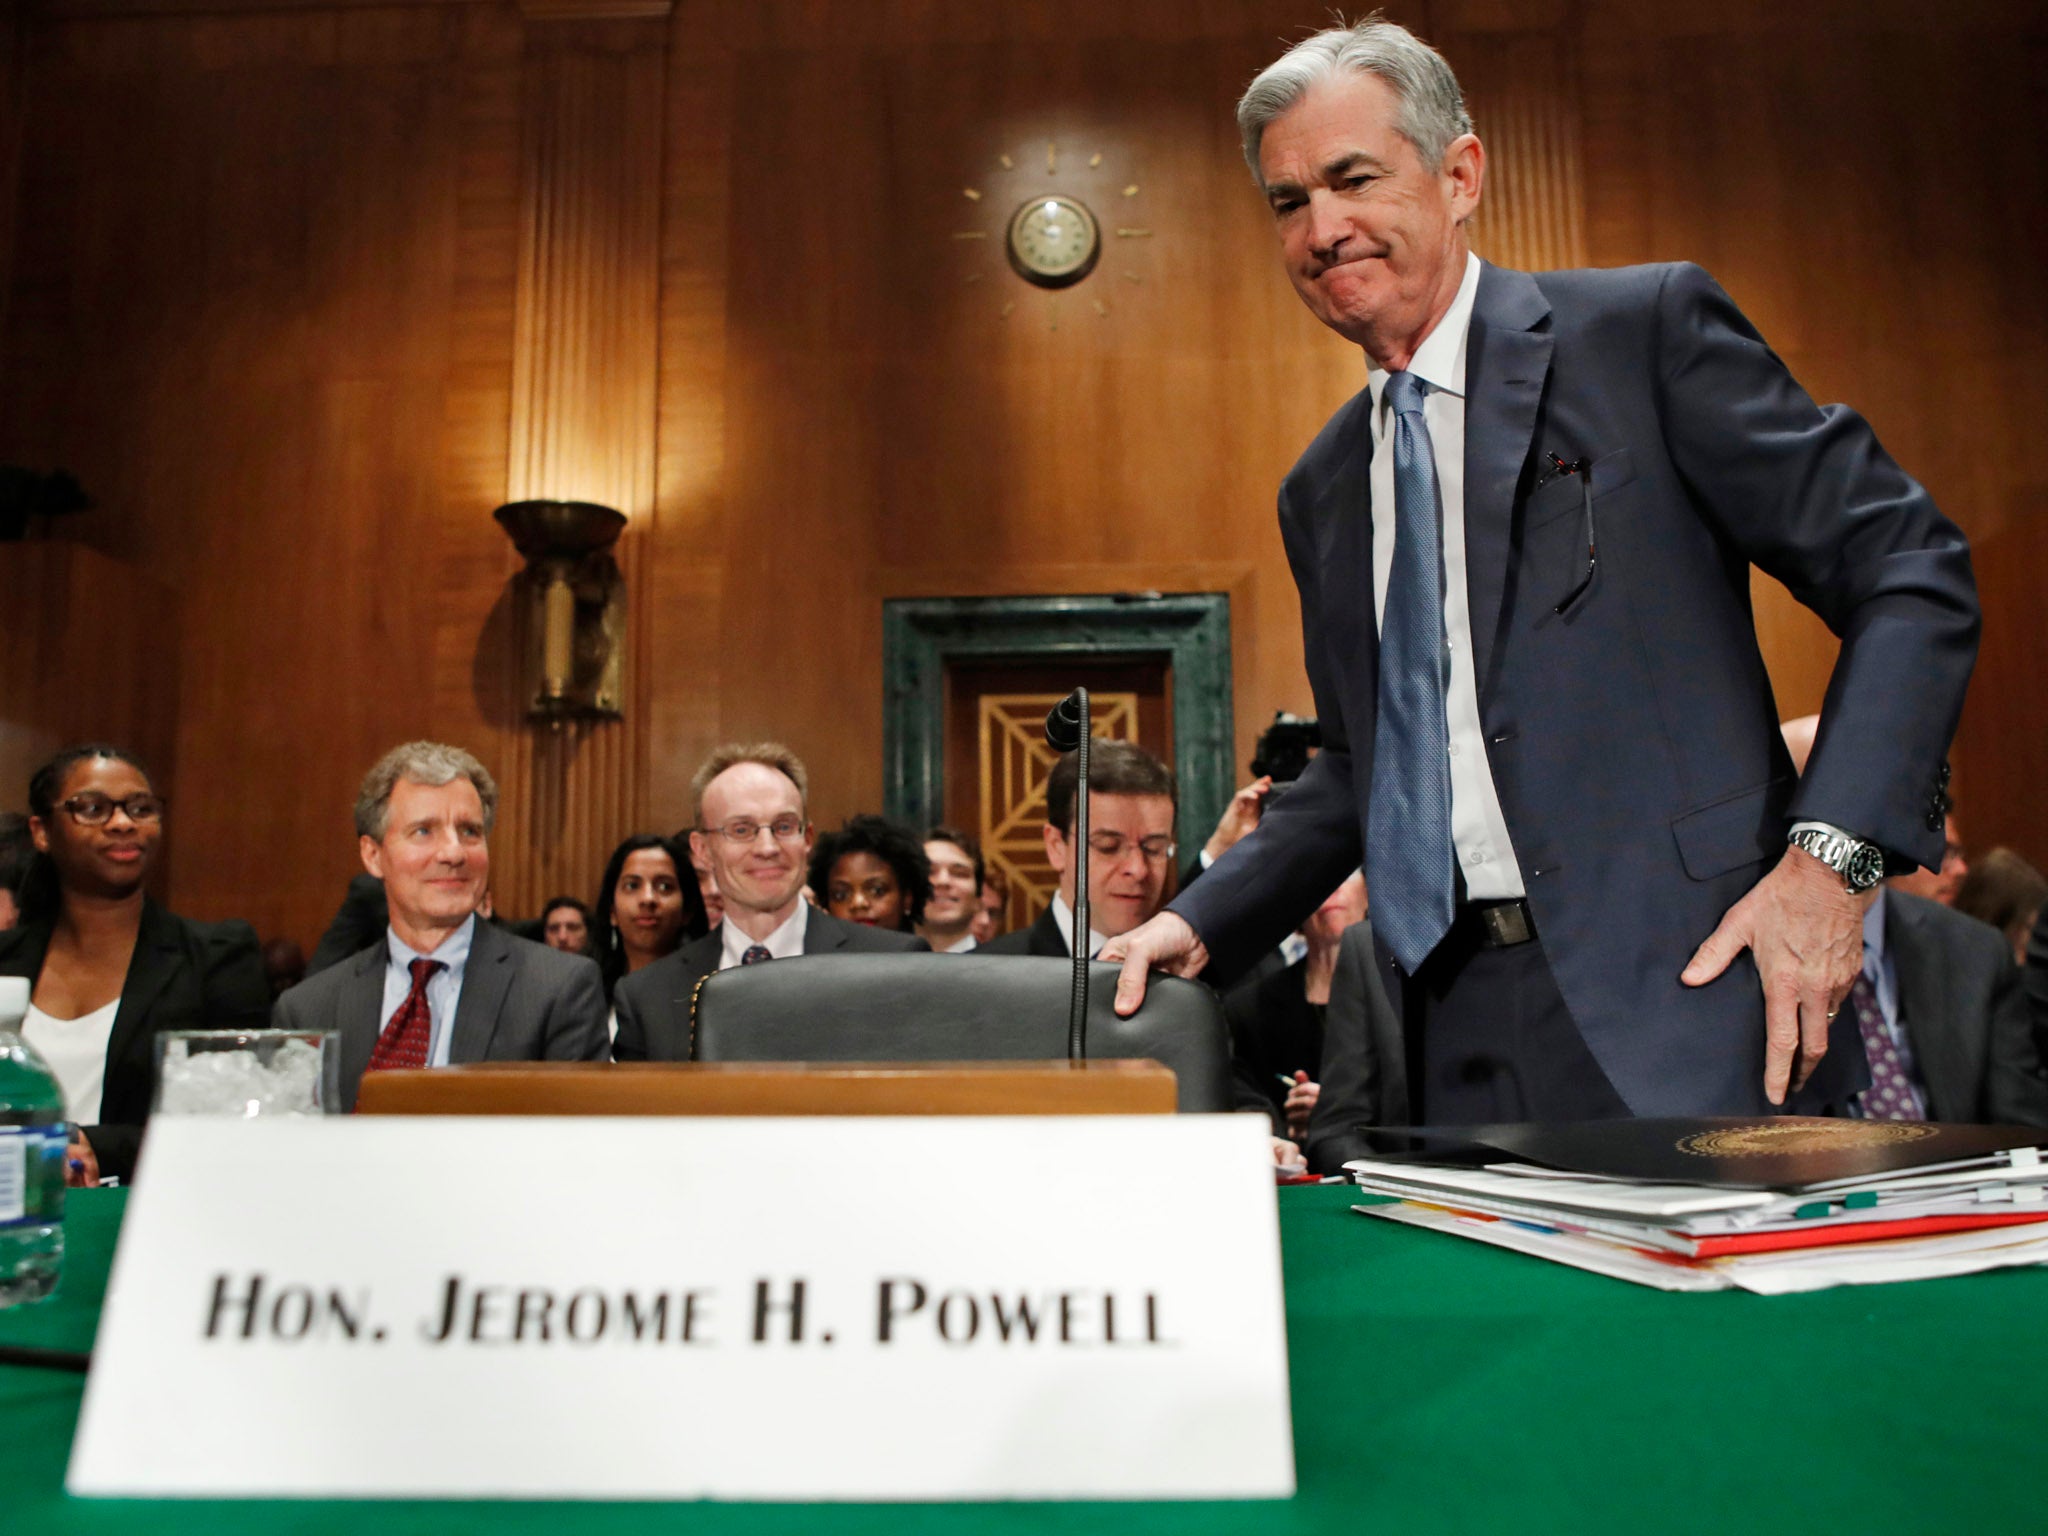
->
[1464,898,1536,948]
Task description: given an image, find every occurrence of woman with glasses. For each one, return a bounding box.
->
[0,743,269,1184]
[593,834,707,1006]
[808,815,932,935]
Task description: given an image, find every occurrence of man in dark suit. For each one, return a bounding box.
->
[1105,20,1976,1124]
[1304,920,1407,1173]
[273,741,607,1110]
[981,741,1178,960]
[613,744,923,1061]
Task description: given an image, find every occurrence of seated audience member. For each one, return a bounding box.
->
[1225,872,1367,1143]
[595,833,706,1002]
[613,744,926,1060]
[1954,849,2048,967]
[682,836,725,930]
[919,827,984,952]
[980,741,1178,959]
[1304,919,1407,1173]
[273,741,608,1110]
[0,811,33,930]
[974,741,1309,1171]
[1779,717,2046,1124]
[970,864,1009,945]
[809,815,930,935]
[261,937,307,999]
[0,744,269,1183]
[540,895,595,957]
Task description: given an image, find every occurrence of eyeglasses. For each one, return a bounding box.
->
[703,815,807,846]
[1086,832,1176,863]
[60,792,166,825]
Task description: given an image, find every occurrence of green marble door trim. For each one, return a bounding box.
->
[881,593,1235,857]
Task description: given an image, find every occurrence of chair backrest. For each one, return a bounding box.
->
[352,1060,1177,1116]
[688,954,1236,1112]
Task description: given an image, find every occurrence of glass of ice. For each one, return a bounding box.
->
[154,1031,342,1117]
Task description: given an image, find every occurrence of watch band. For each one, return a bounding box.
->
[1787,824,1886,894]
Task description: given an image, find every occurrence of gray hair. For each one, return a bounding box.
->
[354,741,499,839]
[1237,16,1473,184]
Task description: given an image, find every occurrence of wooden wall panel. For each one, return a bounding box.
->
[2,0,2042,954]
[493,17,666,915]
[0,544,180,899]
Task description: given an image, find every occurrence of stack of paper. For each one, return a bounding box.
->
[1344,1118,2048,1293]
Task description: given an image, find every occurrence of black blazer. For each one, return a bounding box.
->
[0,900,270,1178]
[978,906,1068,958]
[612,907,927,1062]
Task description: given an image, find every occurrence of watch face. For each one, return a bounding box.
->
[1006,195,1100,288]
[1847,842,1887,891]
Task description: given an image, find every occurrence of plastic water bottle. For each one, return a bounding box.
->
[0,976,67,1307]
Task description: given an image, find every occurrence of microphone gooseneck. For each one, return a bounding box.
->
[1045,688,1091,1062]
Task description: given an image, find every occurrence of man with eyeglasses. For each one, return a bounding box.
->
[981,742,1179,961]
[612,743,925,1062]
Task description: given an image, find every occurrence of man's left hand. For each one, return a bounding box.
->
[1680,845,1871,1106]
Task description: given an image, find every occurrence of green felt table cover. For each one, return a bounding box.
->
[4,1184,2042,1533]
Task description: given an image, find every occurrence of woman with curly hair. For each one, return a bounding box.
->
[807,815,931,934]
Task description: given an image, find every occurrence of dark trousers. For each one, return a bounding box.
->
[1401,912,1629,1125]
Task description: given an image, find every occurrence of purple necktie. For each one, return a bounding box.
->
[1849,971,1924,1122]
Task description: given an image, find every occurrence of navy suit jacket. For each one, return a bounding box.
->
[1175,261,1978,1116]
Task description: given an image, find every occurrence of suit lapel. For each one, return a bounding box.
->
[1889,899,1977,1120]
[447,919,513,1064]
[103,901,181,1081]
[804,909,854,954]
[1462,263,1554,705]
[1307,395,1378,709]
[340,940,391,1098]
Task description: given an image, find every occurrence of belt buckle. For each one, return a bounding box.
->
[1478,901,1533,948]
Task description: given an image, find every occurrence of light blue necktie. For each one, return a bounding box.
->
[1366,370,1456,973]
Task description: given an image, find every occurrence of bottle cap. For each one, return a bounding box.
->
[0,975,29,1022]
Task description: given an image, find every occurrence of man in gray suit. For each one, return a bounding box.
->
[613,743,924,1061]
[274,741,607,1109]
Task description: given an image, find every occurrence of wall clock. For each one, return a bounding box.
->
[1006,194,1099,288]
[950,141,1151,327]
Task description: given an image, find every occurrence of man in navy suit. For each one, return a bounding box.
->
[1104,20,1977,1123]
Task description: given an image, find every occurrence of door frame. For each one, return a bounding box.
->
[881,593,1235,857]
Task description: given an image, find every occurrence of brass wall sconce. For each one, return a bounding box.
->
[492,499,627,721]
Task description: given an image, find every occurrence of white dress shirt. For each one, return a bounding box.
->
[22,996,117,1122]
[1048,893,1111,960]
[1366,250,1527,900]
[718,901,810,970]
[381,915,475,1068]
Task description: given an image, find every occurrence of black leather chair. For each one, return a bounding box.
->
[688,954,1236,1112]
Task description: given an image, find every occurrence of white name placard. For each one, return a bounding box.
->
[68,1114,1294,1501]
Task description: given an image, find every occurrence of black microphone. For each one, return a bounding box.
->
[1044,693,1085,752]
[1044,688,1091,1061]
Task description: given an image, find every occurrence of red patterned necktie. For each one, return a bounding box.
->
[366,957,444,1073]
[741,945,773,966]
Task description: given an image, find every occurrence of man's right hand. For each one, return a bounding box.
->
[1099,911,1209,1016]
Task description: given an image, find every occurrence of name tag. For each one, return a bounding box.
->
[68,1115,1294,1501]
